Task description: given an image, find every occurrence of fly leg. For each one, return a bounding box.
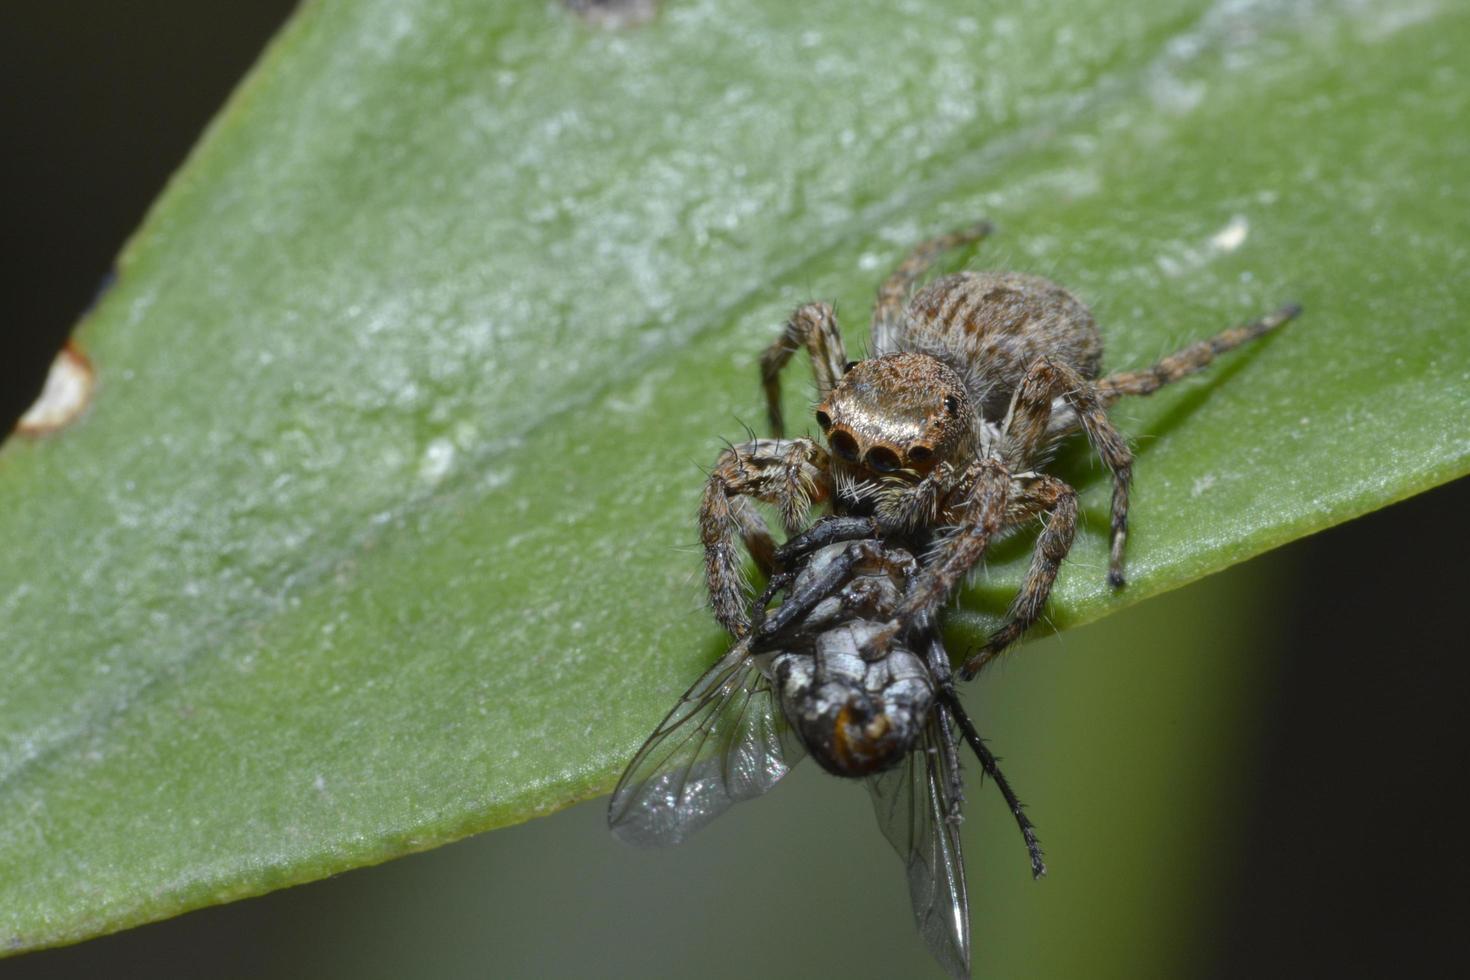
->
[772,515,880,568]
[941,684,1047,880]
[927,628,1046,880]
[915,620,968,822]
[753,538,914,646]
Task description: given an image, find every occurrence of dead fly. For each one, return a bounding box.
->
[609,521,1043,978]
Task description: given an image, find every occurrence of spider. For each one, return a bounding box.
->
[699,220,1300,678]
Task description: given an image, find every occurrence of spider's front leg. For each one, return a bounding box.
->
[760,302,848,438]
[852,459,1008,663]
[700,438,832,637]
[893,457,1012,624]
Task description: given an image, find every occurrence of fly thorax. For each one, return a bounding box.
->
[838,575,903,622]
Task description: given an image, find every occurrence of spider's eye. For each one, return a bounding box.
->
[815,410,832,430]
[829,430,861,463]
[865,446,902,473]
[907,445,934,464]
[844,360,860,374]
[943,394,961,415]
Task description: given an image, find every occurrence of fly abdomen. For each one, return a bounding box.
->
[778,621,934,778]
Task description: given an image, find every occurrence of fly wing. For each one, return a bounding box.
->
[865,704,970,979]
[608,638,805,847]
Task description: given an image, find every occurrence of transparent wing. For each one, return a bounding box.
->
[608,639,804,847]
[866,705,970,979]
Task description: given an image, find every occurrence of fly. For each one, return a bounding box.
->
[608,517,1044,978]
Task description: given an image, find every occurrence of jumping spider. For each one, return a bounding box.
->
[700,220,1300,678]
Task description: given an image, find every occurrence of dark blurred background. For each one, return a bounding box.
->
[3,4,1467,978]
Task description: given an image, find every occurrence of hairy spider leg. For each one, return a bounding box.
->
[760,302,848,438]
[1005,357,1134,588]
[1095,303,1302,403]
[960,475,1077,677]
[894,459,1010,623]
[700,438,831,636]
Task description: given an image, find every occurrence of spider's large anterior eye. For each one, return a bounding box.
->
[943,394,961,415]
[865,446,902,473]
[815,409,832,430]
[829,430,861,462]
[907,445,934,464]
[844,360,860,374]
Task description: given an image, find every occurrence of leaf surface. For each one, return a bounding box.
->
[2,0,1465,952]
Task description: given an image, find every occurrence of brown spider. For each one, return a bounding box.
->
[699,221,1299,678]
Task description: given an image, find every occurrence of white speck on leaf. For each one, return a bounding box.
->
[418,438,455,484]
[1210,214,1249,252]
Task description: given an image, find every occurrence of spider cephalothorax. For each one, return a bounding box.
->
[700,220,1299,675]
[817,353,975,484]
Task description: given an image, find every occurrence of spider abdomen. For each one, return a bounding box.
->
[899,271,1103,418]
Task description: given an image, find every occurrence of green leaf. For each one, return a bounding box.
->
[2,0,1465,954]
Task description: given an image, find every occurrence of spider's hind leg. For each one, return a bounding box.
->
[1095,302,1301,403]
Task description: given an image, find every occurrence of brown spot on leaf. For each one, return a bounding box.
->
[15,341,94,436]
